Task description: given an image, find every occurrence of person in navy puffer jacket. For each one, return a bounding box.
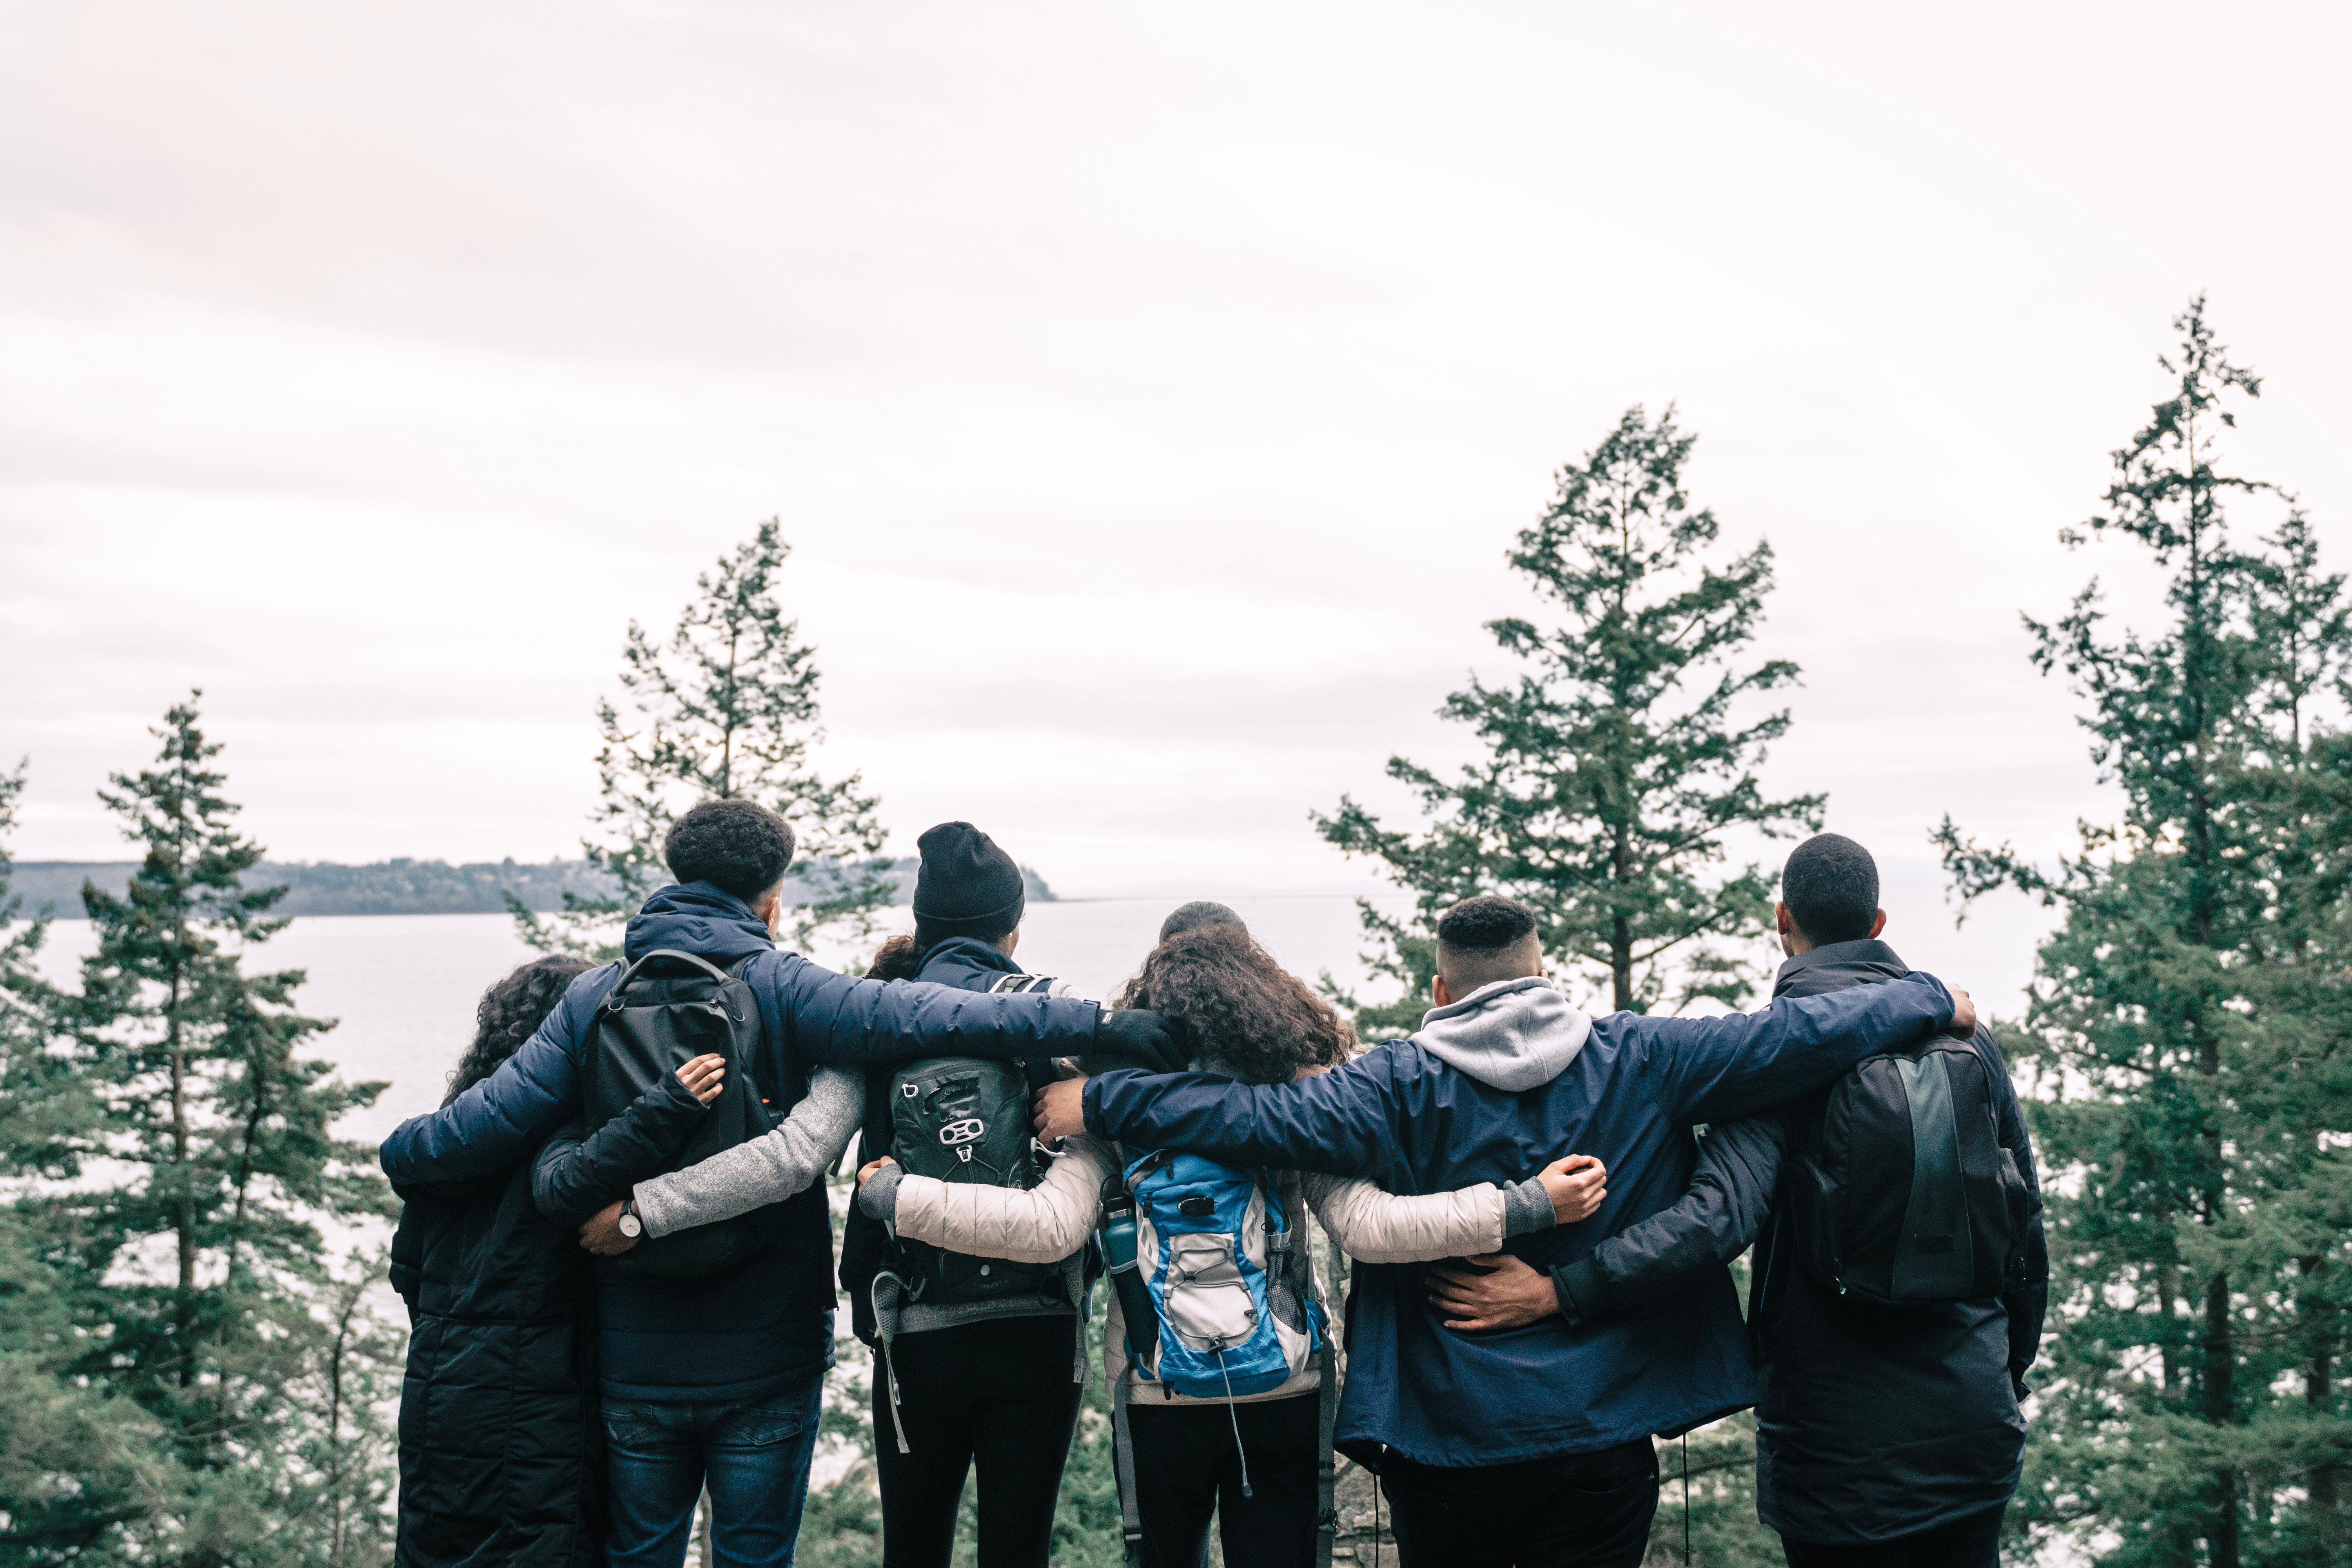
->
[1036,893,1978,1568]
[379,799,1181,1568]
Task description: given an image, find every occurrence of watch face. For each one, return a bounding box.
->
[619,1213,642,1238]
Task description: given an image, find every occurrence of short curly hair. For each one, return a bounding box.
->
[1781,833,1879,946]
[664,798,797,901]
[445,955,593,1105]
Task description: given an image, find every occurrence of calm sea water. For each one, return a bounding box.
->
[27,894,1415,1147]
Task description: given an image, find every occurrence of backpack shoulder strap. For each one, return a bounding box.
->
[1111,1374,1144,1568]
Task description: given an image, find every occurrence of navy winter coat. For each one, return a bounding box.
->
[1083,972,1958,1469]
[379,884,1104,1404]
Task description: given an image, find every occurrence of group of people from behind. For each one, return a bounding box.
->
[385,799,2043,1568]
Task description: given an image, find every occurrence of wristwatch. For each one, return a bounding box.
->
[617,1197,642,1240]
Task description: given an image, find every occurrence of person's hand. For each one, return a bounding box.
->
[1091,1009,1189,1074]
[1033,1077,1090,1147]
[673,1053,727,1105]
[857,1156,898,1189]
[1945,986,1978,1038]
[579,1200,640,1256]
[1427,1252,1558,1332]
[1537,1155,1608,1224]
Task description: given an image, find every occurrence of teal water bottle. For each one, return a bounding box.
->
[1099,1191,1159,1362]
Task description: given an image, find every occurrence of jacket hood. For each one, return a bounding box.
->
[917,936,1022,989]
[1413,976,1592,1092]
[623,882,777,966]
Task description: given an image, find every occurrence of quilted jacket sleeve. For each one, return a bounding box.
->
[767,955,1104,1064]
[379,965,617,1185]
[1638,973,1956,1125]
[1084,1052,1405,1185]
[630,1067,864,1240]
[530,1070,712,1229]
[888,1135,1116,1265]
[1300,1172,1507,1264]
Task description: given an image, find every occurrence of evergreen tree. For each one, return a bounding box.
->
[1319,405,1820,1025]
[1938,298,2352,1567]
[47,695,400,1566]
[516,519,895,962]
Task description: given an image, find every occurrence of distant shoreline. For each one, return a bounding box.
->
[7,857,1058,920]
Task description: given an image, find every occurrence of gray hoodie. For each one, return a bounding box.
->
[1415,975,1592,1091]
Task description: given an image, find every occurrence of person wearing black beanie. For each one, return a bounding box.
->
[839,822,1081,1568]
[910,821,1027,949]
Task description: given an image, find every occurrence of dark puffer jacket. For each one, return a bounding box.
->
[390,1161,600,1568]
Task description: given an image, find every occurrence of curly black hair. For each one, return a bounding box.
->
[664,798,796,902]
[445,955,594,1105]
[1114,924,1353,1085]
[1435,894,1537,952]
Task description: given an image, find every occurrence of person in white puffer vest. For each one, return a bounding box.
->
[856,906,1606,1568]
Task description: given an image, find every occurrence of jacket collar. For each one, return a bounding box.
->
[917,936,1022,987]
[1770,938,1909,1000]
[623,881,778,965]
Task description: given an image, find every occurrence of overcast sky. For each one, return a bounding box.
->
[5,3,2348,951]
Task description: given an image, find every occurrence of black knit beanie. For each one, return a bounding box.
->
[911,821,1026,944]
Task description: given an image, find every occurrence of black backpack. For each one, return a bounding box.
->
[586,948,790,1280]
[1786,1032,2031,1304]
[885,974,1073,1309]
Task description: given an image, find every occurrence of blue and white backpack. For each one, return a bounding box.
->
[1120,1147,1325,1399]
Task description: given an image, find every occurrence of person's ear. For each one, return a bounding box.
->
[1775,902,1795,938]
[756,882,786,937]
[1869,908,1887,940]
[1431,973,1454,1008]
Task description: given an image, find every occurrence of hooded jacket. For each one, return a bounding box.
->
[1083,971,1958,1468]
[378,885,1105,1404]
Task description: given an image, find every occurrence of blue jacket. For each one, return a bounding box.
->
[379,884,1103,1403]
[1083,971,1957,1468]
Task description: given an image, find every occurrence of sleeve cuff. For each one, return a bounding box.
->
[1552,1254,1611,1327]
[858,1165,904,1223]
[1501,1176,1556,1238]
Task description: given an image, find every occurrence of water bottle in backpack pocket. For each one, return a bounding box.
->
[1122,1148,1323,1399]
[1788,1034,2030,1304]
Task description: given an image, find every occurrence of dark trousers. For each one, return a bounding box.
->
[1779,1504,2007,1568]
[872,1314,1084,1568]
[1380,1438,1659,1568]
[1127,1391,1323,1568]
[602,1374,824,1568]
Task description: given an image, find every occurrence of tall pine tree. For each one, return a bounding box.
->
[515,519,895,962]
[52,696,401,1566]
[1938,298,2352,1568]
[1319,405,1820,1027]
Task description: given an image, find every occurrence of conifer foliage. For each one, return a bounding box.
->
[1938,298,2352,1567]
[0,699,401,1566]
[516,519,894,961]
[1320,406,1820,1024]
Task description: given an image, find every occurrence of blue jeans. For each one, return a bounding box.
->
[604,1377,824,1568]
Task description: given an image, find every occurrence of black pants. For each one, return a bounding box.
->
[1779,1504,2007,1568]
[1380,1438,1659,1568]
[1126,1392,1323,1568]
[871,1315,1084,1568]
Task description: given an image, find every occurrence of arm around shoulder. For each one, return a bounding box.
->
[889,1135,1116,1265]
[1300,1172,1508,1265]
[631,1066,863,1240]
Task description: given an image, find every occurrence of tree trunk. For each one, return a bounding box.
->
[2305,1257,2338,1524]
[2203,1267,2239,1568]
[169,969,195,1390]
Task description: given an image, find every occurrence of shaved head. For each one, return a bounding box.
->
[1434,895,1543,996]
